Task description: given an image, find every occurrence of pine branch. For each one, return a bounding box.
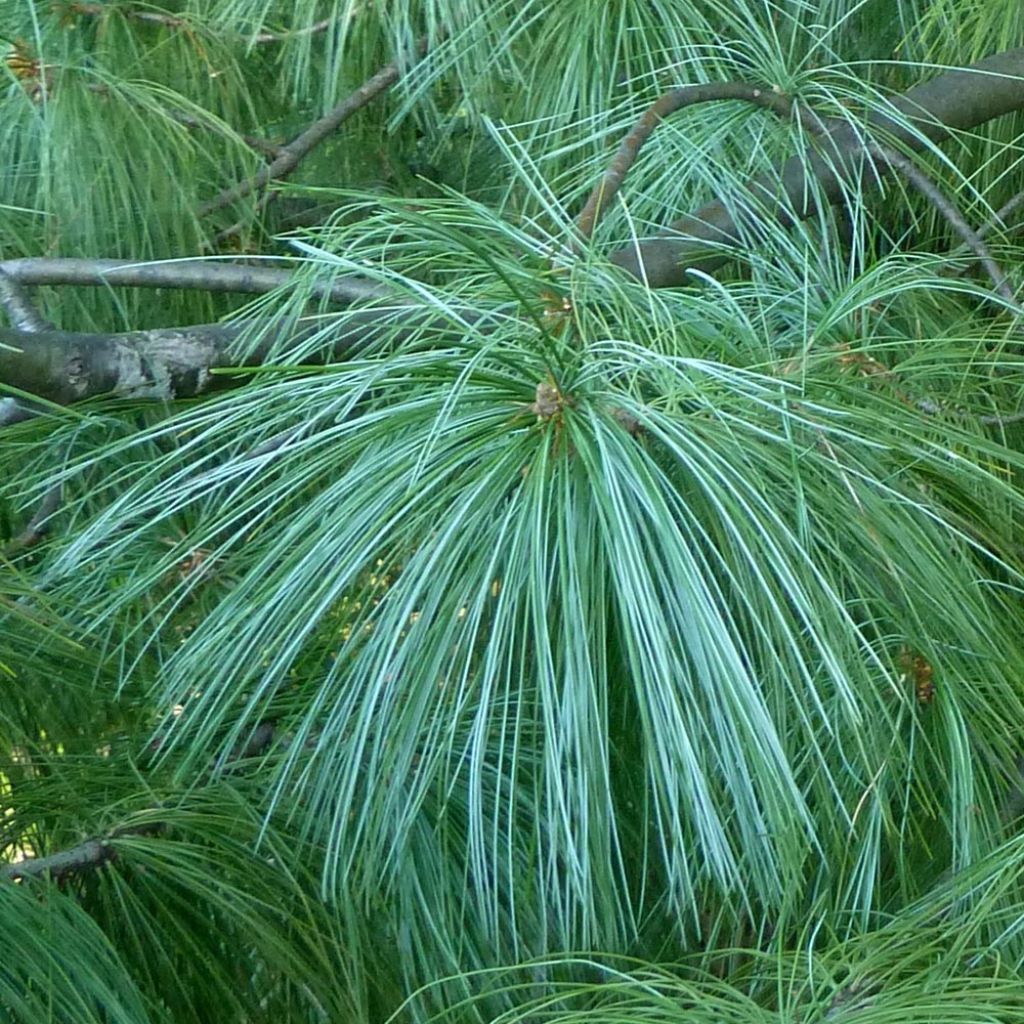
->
[4,474,64,555]
[0,267,53,333]
[2,839,114,882]
[1,722,285,883]
[0,300,456,408]
[1,822,165,883]
[72,5,334,45]
[576,81,793,240]
[610,48,1024,287]
[0,257,395,305]
[867,142,1015,304]
[199,36,431,217]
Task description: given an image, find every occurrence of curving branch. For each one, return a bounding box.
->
[867,143,1015,304]
[576,82,793,240]
[5,478,64,553]
[609,48,1024,287]
[0,268,54,333]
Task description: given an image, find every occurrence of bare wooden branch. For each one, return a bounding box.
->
[72,3,190,30]
[984,190,1024,236]
[1,839,113,882]
[73,5,334,44]
[1,822,164,882]
[165,108,289,160]
[251,18,333,44]
[0,257,396,306]
[1,721,286,883]
[0,266,55,427]
[4,477,64,556]
[867,143,1015,304]
[978,409,1024,427]
[0,299,461,408]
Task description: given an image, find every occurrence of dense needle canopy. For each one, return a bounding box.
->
[4,1,1024,1022]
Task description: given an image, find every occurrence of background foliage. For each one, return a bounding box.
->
[4,1,1024,1021]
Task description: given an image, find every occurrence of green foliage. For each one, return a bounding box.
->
[4,1,1024,1022]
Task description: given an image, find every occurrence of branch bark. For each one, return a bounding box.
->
[2,839,114,882]
[0,301,450,407]
[1,822,165,883]
[0,268,54,333]
[0,257,395,305]
[609,48,1024,287]
[2,319,335,406]
[6,53,1024,411]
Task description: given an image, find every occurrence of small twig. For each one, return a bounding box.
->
[80,82,290,162]
[867,143,1016,305]
[4,480,64,556]
[1,821,164,883]
[980,190,1024,239]
[164,108,289,160]
[944,189,1024,273]
[251,18,334,44]
[0,267,53,332]
[794,104,1017,305]
[977,409,1024,427]
[916,397,1024,429]
[72,3,190,30]
[0,716,318,882]
[210,193,283,247]
[790,105,1015,301]
[74,5,336,45]
[576,82,793,240]
[199,35,430,218]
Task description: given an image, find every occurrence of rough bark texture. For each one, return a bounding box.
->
[0,305,440,407]
[0,323,258,405]
[609,49,1024,287]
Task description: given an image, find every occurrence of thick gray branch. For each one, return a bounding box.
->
[610,48,1024,287]
[1,322,263,406]
[0,304,444,407]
